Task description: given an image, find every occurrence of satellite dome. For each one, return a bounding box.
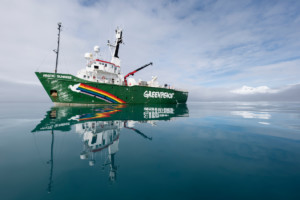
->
[84,52,93,59]
[89,160,95,166]
[94,46,100,53]
[80,152,89,159]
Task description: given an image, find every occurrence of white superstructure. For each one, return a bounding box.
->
[75,28,165,89]
[77,120,121,181]
[77,28,124,85]
[77,57,123,85]
[75,118,153,181]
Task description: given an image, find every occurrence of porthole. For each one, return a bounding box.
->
[50,90,58,97]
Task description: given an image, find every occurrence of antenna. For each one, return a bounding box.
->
[54,22,62,73]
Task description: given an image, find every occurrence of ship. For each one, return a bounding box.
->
[32,104,189,189]
[35,23,188,105]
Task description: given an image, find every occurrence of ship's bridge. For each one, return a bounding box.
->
[87,59,121,74]
[76,44,124,85]
[76,50,124,85]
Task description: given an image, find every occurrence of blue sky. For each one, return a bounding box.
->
[1,0,300,101]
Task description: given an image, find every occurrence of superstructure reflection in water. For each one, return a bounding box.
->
[31,104,189,191]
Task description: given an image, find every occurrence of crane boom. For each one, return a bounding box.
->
[124,62,153,86]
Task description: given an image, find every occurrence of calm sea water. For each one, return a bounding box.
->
[0,102,300,200]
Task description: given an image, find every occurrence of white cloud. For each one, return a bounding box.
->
[258,122,270,125]
[230,86,278,95]
[188,83,300,102]
[231,111,271,119]
[1,0,300,102]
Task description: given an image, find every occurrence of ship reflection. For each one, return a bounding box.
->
[78,120,121,182]
[32,104,188,191]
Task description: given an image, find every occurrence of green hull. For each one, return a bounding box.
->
[35,72,188,104]
[32,104,189,132]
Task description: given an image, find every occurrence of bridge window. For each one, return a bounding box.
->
[94,65,99,69]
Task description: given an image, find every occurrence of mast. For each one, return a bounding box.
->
[54,22,62,73]
[108,28,123,66]
[113,28,123,58]
[47,129,54,193]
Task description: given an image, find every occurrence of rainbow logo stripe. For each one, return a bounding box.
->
[76,83,126,104]
[78,110,120,121]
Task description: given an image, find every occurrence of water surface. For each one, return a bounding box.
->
[0,102,299,199]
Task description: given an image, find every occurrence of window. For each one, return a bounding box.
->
[83,75,86,78]
[94,65,99,69]
[91,135,97,144]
